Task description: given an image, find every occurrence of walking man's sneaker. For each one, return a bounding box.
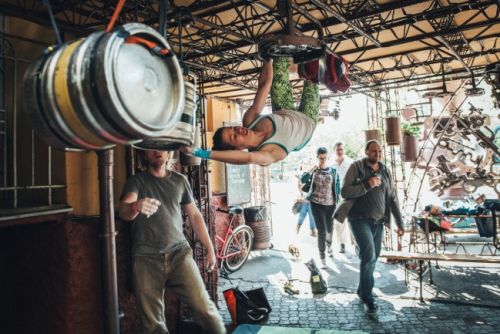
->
[327,247,334,257]
[363,301,378,315]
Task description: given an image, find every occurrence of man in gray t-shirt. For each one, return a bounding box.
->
[119,150,225,334]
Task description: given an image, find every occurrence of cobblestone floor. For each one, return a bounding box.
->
[216,181,500,333]
[218,249,500,334]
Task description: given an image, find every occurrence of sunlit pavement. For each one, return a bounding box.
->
[218,180,500,333]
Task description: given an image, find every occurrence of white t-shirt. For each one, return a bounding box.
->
[332,156,353,185]
[249,109,315,154]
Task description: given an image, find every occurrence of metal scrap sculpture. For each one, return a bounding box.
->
[427,104,499,196]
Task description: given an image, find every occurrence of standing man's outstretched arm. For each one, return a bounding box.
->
[242,60,273,127]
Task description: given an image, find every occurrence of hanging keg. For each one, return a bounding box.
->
[39,41,113,150]
[134,80,197,150]
[244,206,272,250]
[23,55,77,150]
[24,23,184,150]
[53,40,114,149]
[68,30,138,145]
[91,23,185,139]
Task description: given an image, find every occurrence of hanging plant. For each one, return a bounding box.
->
[401,122,420,162]
[401,122,421,137]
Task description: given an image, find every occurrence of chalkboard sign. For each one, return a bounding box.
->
[225,163,251,206]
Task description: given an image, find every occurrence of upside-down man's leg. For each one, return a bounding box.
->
[298,80,320,124]
[271,57,294,112]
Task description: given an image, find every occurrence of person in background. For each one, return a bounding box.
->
[118,150,225,334]
[297,159,317,237]
[331,141,354,253]
[341,140,404,314]
[305,147,341,268]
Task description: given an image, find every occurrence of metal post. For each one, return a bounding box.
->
[97,149,120,334]
[124,145,135,179]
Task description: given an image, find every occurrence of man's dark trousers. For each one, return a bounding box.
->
[349,218,384,303]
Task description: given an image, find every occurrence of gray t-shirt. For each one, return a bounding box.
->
[121,171,194,256]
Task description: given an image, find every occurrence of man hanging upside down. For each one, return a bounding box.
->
[181,58,320,166]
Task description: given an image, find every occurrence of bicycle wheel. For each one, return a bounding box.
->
[222,225,253,272]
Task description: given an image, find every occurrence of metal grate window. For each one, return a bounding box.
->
[0,18,69,219]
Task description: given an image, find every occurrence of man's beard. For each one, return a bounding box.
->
[149,160,167,169]
[367,157,378,164]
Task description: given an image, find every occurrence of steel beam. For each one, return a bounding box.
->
[310,0,381,47]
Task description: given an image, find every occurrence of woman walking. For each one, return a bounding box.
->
[305,147,341,268]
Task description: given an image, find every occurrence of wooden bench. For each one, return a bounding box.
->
[379,251,500,301]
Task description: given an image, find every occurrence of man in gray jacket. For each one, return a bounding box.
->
[340,140,404,314]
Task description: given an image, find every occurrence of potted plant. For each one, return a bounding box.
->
[401,122,421,161]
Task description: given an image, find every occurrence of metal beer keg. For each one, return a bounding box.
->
[39,42,113,150]
[23,23,184,150]
[92,23,185,139]
[68,31,136,145]
[134,80,197,150]
[23,55,77,150]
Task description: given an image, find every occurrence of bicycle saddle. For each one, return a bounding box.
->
[229,205,244,215]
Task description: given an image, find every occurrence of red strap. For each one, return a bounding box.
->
[106,0,126,33]
[125,36,170,56]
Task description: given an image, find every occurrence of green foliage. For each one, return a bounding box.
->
[345,145,358,160]
[401,122,421,137]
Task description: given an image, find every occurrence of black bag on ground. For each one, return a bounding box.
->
[305,259,327,294]
[223,287,271,324]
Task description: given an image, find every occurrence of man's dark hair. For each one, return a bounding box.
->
[317,146,328,156]
[212,127,234,151]
[365,140,380,151]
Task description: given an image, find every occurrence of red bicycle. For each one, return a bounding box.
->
[215,206,254,272]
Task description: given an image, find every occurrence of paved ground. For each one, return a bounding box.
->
[217,181,500,334]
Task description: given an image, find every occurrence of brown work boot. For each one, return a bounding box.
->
[310,229,317,237]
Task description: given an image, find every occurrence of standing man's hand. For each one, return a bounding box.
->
[367,175,381,188]
[136,198,161,218]
[396,225,405,236]
[206,249,217,272]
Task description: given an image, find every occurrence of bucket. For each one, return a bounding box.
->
[403,135,418,161]
[364,129,382,143]
[244,206,271,250]
[385,116,401,145]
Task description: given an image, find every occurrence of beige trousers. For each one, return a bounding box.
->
[133,246,226,334]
